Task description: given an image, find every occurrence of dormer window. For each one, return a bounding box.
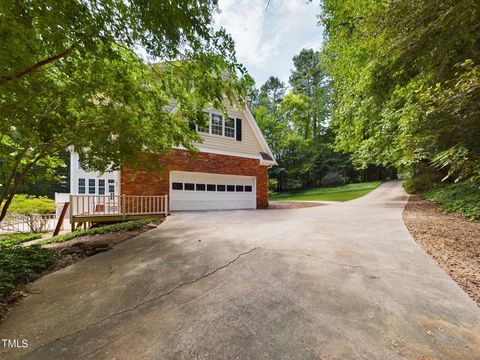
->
[197,112,237,139]
[197,112,210,133]
[225,117,235,138]
[211,114,223,135]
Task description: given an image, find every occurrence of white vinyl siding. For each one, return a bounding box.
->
[195,109,262,156]
[171,97,272,160]
[69,151,120,196]
[197,112,236,139]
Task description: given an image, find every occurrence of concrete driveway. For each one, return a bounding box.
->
[1,181,479,359]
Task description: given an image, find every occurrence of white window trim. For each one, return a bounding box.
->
[88,178,96,194]
[197,111,236,140]
[98,179,106,195]
[108,179,115,195]
[224,117,236,138]
[78,178,86,194]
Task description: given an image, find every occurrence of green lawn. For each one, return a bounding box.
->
[270,181,382,202]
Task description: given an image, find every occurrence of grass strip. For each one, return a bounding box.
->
[270,181,381,202]
[38,217,161,245]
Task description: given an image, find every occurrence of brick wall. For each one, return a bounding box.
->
[121,149,269,208]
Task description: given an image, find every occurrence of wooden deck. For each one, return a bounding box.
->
[70,195,168,230]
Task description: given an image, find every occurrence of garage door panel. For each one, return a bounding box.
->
[171,200,254,211]
[170,171,256,211]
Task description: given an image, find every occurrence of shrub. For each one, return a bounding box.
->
[8,194,55,214]
[403,165,444,194]
[403,173,441,194]
[286,178,303,190]
[268,178,279,192]
[7,195,56,232]
[425,182,480,220]
[0,245,56,307]
[321,172,346,187]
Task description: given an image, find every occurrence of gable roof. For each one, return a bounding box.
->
[241,103,277,166]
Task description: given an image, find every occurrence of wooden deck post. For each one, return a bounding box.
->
[53,202,69,236]
[69,195,75,232]
[122,194,126,220]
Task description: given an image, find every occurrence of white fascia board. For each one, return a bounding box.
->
[260,159,277,166]
[174,145,261,161]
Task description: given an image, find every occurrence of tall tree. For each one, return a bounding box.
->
[288,49,333,185]
[253,49,355,190]
[321,0,480,183]
[289,49,328,141]
[0,0,250,222]
[259,76,286,110]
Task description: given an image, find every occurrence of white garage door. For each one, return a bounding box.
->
[170,171,256,211]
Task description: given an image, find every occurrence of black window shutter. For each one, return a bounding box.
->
[189,121,196,131]
[236,118,242,141]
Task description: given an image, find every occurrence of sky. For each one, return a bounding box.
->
[214,0,323,88]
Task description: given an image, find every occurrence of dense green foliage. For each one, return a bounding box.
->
[6,194,56,232]
[0,233,43,248]
[0,0,250,222]
[403,171,442,194]
[9,195,55,214]
[320,0,480,184]
[16,151,70,198]
[270,181,381,201]
[39,217,160,245]
[425,183,480,220]
[0,245,55,307]
[320,172,346,187]
[251,50,393,191]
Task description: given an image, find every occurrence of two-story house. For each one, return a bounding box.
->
[65,102,276,212]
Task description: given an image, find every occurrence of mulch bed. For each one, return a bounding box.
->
[403,195,480,306]
[267,201,324,210]
[46,217,165,271]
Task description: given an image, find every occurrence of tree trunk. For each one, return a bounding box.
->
[0,43,77,85]
[0,192,16,224]
[311,111,318,186]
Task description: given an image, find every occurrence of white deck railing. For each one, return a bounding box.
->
[0,213,57,233]
[70,194,169,218]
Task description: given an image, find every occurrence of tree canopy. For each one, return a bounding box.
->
[320,0,480,184]
[0,0,250,222]
[251,49,378,191]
